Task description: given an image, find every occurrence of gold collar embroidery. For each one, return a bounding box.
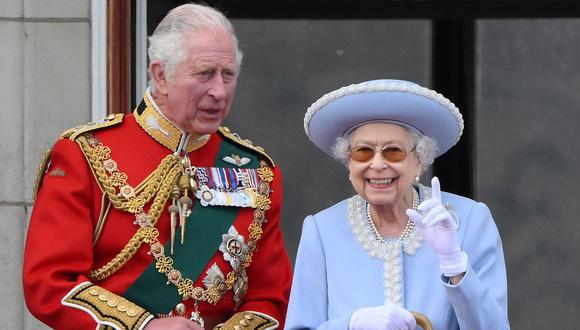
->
[134,90,210,153]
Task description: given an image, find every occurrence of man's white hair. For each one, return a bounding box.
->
[147,3,244,92]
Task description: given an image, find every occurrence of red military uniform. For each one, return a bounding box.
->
[23,92,292,329]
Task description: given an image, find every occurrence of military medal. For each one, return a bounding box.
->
[199,185,214,206]
[193,167,260,208]
[219,226,249,270]
[223,154,251,167]
[77,93,278,329]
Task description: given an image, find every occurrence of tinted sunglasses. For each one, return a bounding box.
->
[349,145,416,163]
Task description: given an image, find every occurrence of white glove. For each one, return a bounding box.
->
[406,176,468,277]
[349,304,417,330]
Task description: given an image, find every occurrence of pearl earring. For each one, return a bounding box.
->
[414,175,420,183]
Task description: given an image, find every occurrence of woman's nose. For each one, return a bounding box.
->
[369,151,388,170]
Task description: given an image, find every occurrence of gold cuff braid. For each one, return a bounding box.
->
[62,282,152,330]
[213,311,279,330]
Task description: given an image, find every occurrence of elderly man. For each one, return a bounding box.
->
[23,3,292,330]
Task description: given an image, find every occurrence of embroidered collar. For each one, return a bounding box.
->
[134,89,210,152]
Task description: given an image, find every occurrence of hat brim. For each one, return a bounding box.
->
[305,80,463,158]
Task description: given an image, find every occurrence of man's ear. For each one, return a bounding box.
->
[149,61,168,95]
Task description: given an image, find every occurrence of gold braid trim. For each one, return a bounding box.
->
[135,95,210,153]
[149,161,275,308]
[77,134,180,211]
[32,147,52,201]
[213,311,279,330]
[89,163,181,281]
[219,127,274,166]
[62,282,153,330]
[79,133,183,281]
[68,113,124,141]
[81,130,275,312]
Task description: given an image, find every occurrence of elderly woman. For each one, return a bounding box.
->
[285,80,509,329]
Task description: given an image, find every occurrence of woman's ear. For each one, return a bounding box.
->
[149,61,168,95]
[414,157,423,178]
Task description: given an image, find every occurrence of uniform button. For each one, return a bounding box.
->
[107,299,118,307]
[127,308,138,317]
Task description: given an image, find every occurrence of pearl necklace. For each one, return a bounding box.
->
[347,186,425,306]
[366,188,419,242]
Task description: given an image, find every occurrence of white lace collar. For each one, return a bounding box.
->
[346,185,429,305]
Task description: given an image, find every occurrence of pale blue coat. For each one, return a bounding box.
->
[285,188,509,330]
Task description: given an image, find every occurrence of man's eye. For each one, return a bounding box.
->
[198,69,215,77]
[222,71,236,82]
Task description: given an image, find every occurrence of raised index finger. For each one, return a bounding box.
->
[431,176,441,201]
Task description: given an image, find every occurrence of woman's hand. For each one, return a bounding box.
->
[143,317,204,330]
[407,176,467,278]
[349,304,417,330]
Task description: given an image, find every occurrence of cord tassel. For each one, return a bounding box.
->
[169,186,180,254]
[179,195,193,243]
[168,204,179,254]
[178,173,193,244]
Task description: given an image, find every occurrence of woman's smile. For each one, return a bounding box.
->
[367,177,396,186]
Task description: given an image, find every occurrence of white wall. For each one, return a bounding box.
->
[0,0,92,328]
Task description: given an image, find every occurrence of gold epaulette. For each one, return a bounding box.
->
[62,113,125,141]
[214,311,279,330]
[62,282,153,330]
[32,148,52,201]
[218,127,274,166]
[32,113,123,201]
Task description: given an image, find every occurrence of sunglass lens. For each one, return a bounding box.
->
[351,147,374,162]
[382,147,407,162]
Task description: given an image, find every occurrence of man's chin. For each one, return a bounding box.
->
[187,122,222,136]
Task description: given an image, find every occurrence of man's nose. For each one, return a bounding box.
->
[208,74,227,100]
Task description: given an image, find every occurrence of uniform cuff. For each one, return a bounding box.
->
[213,311,279,329]
[62,282,153,330]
